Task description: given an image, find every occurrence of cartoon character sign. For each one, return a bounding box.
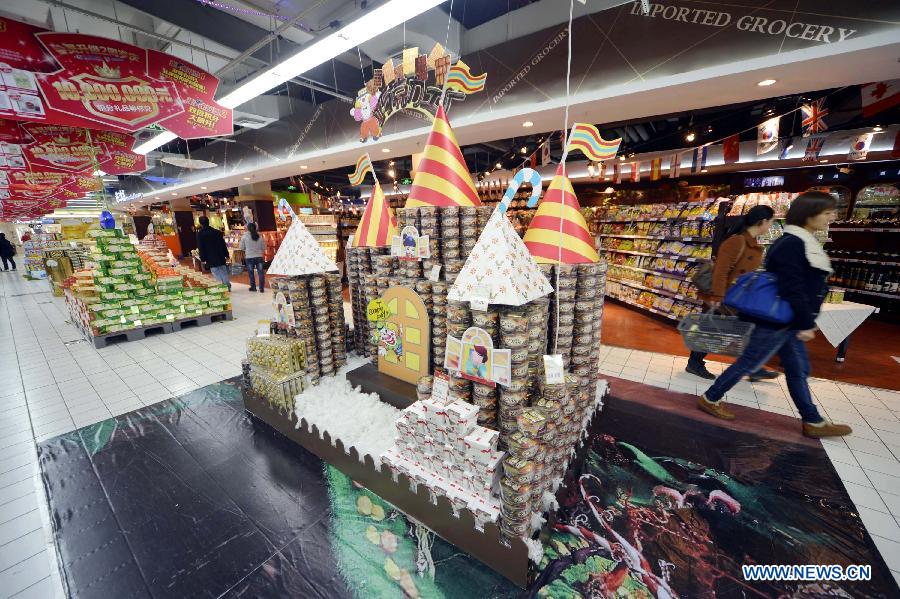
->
[372,321,403,363]
[351,89,382,142]
[445,326,511,387]
[391,225,430,261]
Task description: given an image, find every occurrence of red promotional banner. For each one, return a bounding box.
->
[0,16,232,139]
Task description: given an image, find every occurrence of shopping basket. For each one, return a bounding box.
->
[677,312,755,356]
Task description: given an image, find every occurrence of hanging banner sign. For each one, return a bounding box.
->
[0,16,232,139]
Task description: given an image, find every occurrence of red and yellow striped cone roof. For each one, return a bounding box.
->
[352,181,397,248]
[523,165,600,264]
[405,106,480,208]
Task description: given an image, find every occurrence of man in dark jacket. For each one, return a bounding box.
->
[0,233,16,271]
[196,216,231,290]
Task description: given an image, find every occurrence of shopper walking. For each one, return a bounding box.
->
[196,216,231,291]
[0,233,16,271]
[697,192,851,438]
[686,205,779,381]
[240,222,267,293]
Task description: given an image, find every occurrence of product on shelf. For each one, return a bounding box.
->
[245,335,308,414]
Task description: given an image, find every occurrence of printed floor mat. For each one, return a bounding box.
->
[37,378,899,598]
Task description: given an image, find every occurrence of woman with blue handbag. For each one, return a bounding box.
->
[697,192,852,438]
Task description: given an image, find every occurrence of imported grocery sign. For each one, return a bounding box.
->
[0,17,232,139]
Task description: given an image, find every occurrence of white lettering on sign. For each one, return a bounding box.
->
[114,189,142,203]
[632,2,856,43]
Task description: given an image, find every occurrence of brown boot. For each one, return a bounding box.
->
[802,420,852,438]
[697,395,735,420]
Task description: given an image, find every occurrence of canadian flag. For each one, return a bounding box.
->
[861,80,900,118]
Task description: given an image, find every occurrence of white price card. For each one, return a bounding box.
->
[432,371,450,404]
[256,319,271,337]
[133,320,142,327]
[427,264,441,282]
[543,354,565,385]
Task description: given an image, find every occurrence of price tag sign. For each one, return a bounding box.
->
[543,354,565,385]
[432,371,450,404]
[45,259,58,267]
[133,319,142,327]
[427,264,441,282]
[470,285,490,312]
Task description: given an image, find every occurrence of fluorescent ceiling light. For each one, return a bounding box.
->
[757,79,777,86]
[137,1,444,158]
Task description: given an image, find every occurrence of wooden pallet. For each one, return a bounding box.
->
[88,310,233,348]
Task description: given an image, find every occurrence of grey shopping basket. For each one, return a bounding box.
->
[677,312,755,356]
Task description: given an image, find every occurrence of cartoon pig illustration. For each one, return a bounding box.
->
[351,90,382,142]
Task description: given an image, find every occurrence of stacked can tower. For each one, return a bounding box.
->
[346,247,371,351]
[431,281,448,371]
[326,273,348,368]
[471,309,500,429]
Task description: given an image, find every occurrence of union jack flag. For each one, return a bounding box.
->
[802,135,826,162]
[801,99,829,137]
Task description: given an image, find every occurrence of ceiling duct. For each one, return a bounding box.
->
[231,95,295,130]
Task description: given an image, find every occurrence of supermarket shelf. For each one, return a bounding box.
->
[601,248,706,262]
[830,257,898,266]
[606,294,681,321]
[830,287,898,300]
[609,263,692,281]
[596,217,709,223]
[830,227,899,233]
[598,234,711,242]
[606,277,703,305]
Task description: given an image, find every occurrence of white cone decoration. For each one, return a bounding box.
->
[448,208,552,306]
[267,220,338,276]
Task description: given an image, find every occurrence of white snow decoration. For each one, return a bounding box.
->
[530,511,547,532]
[448,208,552,306]
[523,537,544,564]
[292,356,398,461]
[541,490,559,512]
[267,219,338,276]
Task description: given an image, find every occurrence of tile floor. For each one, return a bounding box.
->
[0,273,273,598]
[2,272,900,595]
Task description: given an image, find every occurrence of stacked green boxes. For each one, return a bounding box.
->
[89,228,161,334]
[86,229,231,335]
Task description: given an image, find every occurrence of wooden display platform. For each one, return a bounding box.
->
[88,310,233,348]
[345,362,418,409]
[242,388,534,588]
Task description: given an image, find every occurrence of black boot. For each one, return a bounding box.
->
[686,362,715,380]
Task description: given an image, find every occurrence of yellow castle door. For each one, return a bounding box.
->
[379,286,430,385]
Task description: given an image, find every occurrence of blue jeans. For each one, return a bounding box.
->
[210,265,231,290]
[704,325,823,423]
[246,257,265,291]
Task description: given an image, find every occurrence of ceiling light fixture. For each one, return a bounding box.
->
[171,192,177,196]
[300,165,309,170]
[618,155,625,161]
[388,169,396,178]
[757,79,777,86]
[382,148,391,153]
[200,186,207,190]
[495,163,502,169]
[134,0,444,156]
[521,147,527,154]
[389,161,395,166]
[243,176,251,180]
[873,125,883,132]
[522,121,534,128]
[819,159,829,163]
[685,132,696,142]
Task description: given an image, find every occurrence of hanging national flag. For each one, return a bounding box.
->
[530,152,537,168]
[861,80,900,118]
[541,139,551,166]
[800,99,829,137]
[669,153,681,178]
[757,117,780,155]
[650,157,661,181]
[690,147,707,174]
[613,163,622,184]
[723,134,740,164]
[599,162,607,180]
[445,60,487,94]
[801,135,826,162]
[564,123,622,161]
[849,132,873,161]
[892,130,900,159]
[630,162,641,182]
[348,153,375,185]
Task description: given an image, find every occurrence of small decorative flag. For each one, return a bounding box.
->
[849,132,873,161]
[778,139,792,160]
[630,162,641,182]
[348,153,375,186]
[892,130,900,159]
[757,117,780,155]
[669,153,681,178]
[541,139,551,166]
[802,134,826,162]
[690,146,707,174]
[446,60,487,94]
[530,152,537,168]
[649,158,661,181]
[800,99,829,137]
[723,134,740,164]
[564,123,622,161]
[599,162,608,180]
[613,162,622,183]
[860,80,900,118]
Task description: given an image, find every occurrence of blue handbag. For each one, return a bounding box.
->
[723,271,794,324]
